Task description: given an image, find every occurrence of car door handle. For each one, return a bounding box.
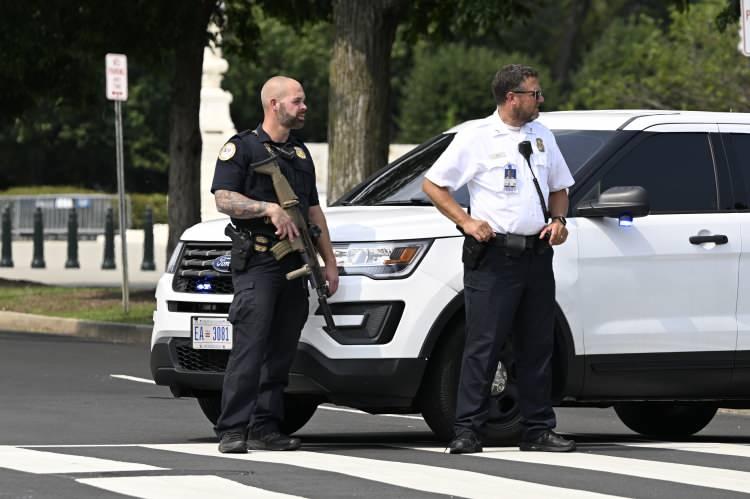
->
[689,234,728,245]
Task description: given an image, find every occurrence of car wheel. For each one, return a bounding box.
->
[419,320,522,445]
[279,395,320,435]
[614,403,717,437]
[196,393,221,425]
[196,392,319,435]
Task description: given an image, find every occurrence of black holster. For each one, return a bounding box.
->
[462,235,488,270]
[225,223,253,272]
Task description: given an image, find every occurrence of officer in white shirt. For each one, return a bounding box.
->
[422,64,576,454]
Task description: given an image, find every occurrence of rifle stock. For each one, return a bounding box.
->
[254,160,337,333]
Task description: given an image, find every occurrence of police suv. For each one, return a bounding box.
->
[151,110,750,443]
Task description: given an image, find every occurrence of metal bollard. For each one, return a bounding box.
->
[65,207,80,268]
[102,207,116,269]
[31,207,45,268]
[1,205,13,267]
[141,206,156,271]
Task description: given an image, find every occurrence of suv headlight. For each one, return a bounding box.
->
[333,239,432,279]
[166,241,185,274]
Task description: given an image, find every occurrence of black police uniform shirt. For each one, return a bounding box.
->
[211,125,320,234]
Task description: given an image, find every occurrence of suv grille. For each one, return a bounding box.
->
[173,338,229,372]
[172,243,234,294]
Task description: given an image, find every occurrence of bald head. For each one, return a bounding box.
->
[260,75,307,135]
[261,76,299,110]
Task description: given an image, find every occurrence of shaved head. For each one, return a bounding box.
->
[261,76,299,110]
[260,75,307,132]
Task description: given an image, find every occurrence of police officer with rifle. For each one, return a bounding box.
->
[211,76,339,454]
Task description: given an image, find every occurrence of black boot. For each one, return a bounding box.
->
[218,430,247,454]
[247,432,302,451]
[519,430,576,452]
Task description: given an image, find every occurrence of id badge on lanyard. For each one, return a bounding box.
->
[503,163,518,193]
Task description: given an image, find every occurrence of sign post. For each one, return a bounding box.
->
[742,0,750,56]
[105,53,130,313]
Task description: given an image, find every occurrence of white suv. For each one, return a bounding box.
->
[151,110,750,443]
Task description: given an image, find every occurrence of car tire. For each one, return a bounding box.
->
[196,393,320,435]
[614,403,717,437]
[419,320,523,445]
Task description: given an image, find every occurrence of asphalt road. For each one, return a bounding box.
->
[2,332,750,498]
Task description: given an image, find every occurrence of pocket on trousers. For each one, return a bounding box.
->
[227,285,255,323]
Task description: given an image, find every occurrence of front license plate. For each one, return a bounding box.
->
[191,317,233,350]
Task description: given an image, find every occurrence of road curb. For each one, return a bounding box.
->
[0,311,151,344]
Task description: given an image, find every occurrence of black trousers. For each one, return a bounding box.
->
[454,244,557,441]
[215,252,308,438]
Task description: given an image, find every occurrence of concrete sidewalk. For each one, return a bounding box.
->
[0,225,168,289]
[0,230,162,343]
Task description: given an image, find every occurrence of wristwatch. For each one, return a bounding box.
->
[551,216,567,226]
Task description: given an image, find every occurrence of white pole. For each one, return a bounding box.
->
[114,100,129,313]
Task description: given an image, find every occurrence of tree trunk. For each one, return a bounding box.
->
[166,1,215,257]
[552,0,590,89]
[327,0,404,203]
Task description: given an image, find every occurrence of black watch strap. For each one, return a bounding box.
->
[552,216,567,226]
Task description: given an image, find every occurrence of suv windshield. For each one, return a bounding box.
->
[343,130,616,206]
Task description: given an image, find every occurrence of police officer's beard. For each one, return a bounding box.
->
[278,108,305,130]
[513,106,539,125]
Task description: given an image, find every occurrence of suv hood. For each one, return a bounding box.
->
[180,206,460,242]
[325,206,458,241]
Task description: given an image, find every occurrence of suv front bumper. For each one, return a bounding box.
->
[150,337,427,408]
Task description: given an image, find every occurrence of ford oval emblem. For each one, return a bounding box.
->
[212,254,232,273]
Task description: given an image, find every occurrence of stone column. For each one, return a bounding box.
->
[199,30,236,221]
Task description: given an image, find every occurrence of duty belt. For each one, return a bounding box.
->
[490,233,546,249]
[251,233,295,261]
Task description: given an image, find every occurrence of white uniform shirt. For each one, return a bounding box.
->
[425,111,575,236]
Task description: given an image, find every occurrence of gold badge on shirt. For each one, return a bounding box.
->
[294,146,307,159]
[536,138,545,152]
[218,142,236,161]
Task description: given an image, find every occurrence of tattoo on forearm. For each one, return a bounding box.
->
[215,190,267,219]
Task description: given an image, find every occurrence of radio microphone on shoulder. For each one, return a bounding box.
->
[518,140,532,163]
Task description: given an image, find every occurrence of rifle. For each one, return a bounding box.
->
[253,149,337,334]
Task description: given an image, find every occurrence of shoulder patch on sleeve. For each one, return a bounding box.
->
[218,142,236,161]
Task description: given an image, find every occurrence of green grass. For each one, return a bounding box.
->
[0,281,154,325]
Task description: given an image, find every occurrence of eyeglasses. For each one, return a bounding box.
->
[511,89,543,100]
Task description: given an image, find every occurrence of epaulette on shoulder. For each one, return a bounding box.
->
[238,129,255,137]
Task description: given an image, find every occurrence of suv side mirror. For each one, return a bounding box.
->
[576,186,649,218]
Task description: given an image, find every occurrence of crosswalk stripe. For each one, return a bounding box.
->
[620,441,750,459]
[144,443,625,499]
[405,445,750,494]
[0,446,164,474]
[76,475,303,498]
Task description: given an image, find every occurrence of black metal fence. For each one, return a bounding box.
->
[0,194,131,239]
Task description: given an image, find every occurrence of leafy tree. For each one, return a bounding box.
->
[0,0,224,256]
[222,7,332,142]
[326,0,530,202]
[397,44,558,143]
[567,0,750,111]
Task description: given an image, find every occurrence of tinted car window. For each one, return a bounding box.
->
[346,130,615,206]
[721,133,750,209]
[599,133,717,213]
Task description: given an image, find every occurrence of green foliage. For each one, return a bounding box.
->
[0,283,154,325]
[0,186,99,195]
[222,6,332,141]
[568,0,750,111]
[130,193,168,229]
[396,44,558,143]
